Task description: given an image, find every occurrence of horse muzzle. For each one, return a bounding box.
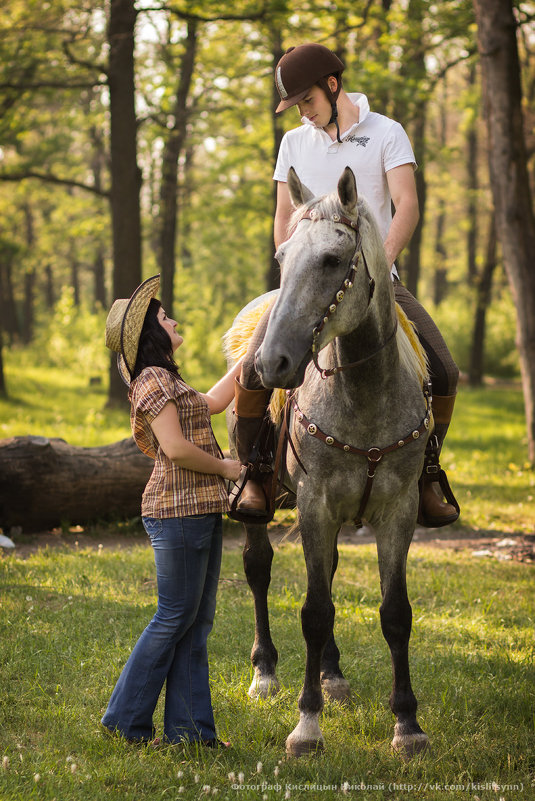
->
[254,346,311,389]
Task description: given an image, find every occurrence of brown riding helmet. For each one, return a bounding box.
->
[275,43,345,113]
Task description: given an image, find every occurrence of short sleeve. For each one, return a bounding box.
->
[132,367,184,423]
[273,133,291,183]
[383,121,417,173]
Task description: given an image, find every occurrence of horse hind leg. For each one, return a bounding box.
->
[321,634,351,702]
[376,529,430,759]
[242,522,280,699]
[321,541,351,703]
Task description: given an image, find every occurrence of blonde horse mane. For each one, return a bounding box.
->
[223,297,287,422]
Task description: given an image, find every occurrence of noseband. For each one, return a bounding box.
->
[298,207,397,380]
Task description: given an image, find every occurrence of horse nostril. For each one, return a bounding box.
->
[276,354,291,375]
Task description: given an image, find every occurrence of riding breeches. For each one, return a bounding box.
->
[241,280,459,398]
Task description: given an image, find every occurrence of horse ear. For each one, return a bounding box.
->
[338,167,358,214]
[287,167,314,207]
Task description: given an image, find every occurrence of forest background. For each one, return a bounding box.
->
[0,0,534,462]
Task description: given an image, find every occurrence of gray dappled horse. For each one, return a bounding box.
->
[228,167,431,758]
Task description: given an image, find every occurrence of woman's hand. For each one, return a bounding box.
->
[219,458,243,483]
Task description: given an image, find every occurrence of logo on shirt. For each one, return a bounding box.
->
[345,135,370,147]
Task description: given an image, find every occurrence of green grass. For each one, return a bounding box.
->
[0,536,533,800]
[442,385,534,533]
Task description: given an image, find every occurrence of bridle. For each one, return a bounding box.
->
[298,207,398,380]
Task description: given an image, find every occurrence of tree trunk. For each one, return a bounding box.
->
[0,329,6,398]
[22,203,36,342]
[474,0,535,461]
[158,19,198,318]
[469,215,497,386]
[403,111,427,297]
[433,81,447,305]
[94,246,107,308]
[23,269,35,343]
[107,0,142,405]
[267,27,284,292]
[394,0,427,297]
[466,63,479,285]
[0,250,19,341]
[44,263,55,309]
[90,117,108,309]
[0,436,153,533]
[71,255,80,306]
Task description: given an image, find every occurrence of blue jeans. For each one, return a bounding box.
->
[101,513,223,743]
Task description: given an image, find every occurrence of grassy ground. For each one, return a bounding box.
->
[1,353,533,798]
[0,533,533,801]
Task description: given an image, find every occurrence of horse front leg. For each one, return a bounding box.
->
[375,525,429,758]
[321,541,351,702]
[242,521,280,699]
[286,518,338,757]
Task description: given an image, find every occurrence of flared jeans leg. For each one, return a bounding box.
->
[101,514,223,743]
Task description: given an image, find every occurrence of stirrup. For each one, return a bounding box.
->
[417,436,460,528]
[228,464,275,524]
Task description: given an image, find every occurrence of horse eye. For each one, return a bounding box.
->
[323,254,341,269]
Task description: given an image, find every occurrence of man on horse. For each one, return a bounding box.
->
[232,42,459,528]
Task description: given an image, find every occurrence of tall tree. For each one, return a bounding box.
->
[473,0,535,459]
[107,0,142,403]
[393,0,428,296]
[156,17,198,318]
[465,63,479,285]
[267,25,284,291]
[469,214,497,386]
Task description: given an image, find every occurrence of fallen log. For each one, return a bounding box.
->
[0,436,154,533]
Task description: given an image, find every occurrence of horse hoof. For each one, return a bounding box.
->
[285,713,324,757]
[286,736,325,758]
[248,675,280,700]
[321,676,351,703]
[392,731,430,760]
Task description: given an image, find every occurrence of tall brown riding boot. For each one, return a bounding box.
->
[418,394,460,528]
[233,378,272,517]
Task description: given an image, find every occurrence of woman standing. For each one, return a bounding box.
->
[102,274,242,747]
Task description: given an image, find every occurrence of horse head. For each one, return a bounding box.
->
[255,166,386,389]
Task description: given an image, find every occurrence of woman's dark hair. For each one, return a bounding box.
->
[132,298,180,380]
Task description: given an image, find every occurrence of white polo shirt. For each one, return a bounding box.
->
[273,93,416,244]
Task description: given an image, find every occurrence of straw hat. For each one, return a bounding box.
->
[105,274,160,385]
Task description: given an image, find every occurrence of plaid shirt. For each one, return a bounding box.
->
[129,367,229,518]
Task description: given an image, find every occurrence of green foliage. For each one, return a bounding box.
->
[445,385,533,533]
[428,280,520,379]
[28,286,108,374]
[0,0,528,402]
[0,538,532,800]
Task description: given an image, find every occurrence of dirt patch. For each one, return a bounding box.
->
[2,522,534,564]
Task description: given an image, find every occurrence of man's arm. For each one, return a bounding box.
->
[274,181,294,249]
[384,163,419,268]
